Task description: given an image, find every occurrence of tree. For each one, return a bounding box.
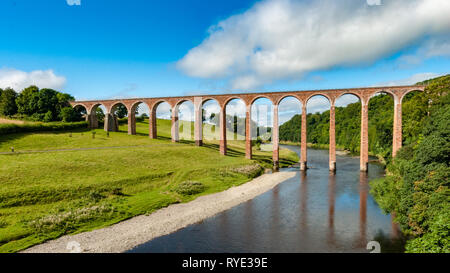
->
[114,104,128,118]
[60,107,77,122]
[96,107,105,121]
[37,88,58,115]
[16,85,40,115]
[15,85,76,122]
[56,92,75,118]
[370,75,450,253]
[0,87,18,116]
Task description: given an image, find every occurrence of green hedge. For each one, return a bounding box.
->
[0,121,88,135]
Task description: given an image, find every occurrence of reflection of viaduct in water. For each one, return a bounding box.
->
[359,172,368,248]
[327,173,336,246]
[70,85,424,171]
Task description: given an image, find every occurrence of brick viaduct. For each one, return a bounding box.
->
[70,85,425,172]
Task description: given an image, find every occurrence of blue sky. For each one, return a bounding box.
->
[0,0,449,124]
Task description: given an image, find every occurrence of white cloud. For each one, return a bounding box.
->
[398,35,450,67]
[335,94,360,107]
[0,68,66,91]
[156,102,171,119]
[66,0,81,6]
[376,72,444,86]
[307,96,330,114]
[177,0,450,90]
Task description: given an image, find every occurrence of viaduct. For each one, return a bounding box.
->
[70,85,425,172]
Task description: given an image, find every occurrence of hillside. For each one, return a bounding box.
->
[279,76,440,161]
[370,74,449,253]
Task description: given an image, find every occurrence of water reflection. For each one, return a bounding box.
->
[358,172,368,248]
[299,172,308,236]
[243,201,254,249]
[269,187,280,248]
[128,146,401,253]
[327,173,336,246]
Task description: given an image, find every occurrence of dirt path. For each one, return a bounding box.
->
[0,144,180,155]
[0,118,24,125]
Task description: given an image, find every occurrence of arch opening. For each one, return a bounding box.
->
[400,90,428,147]
[90,104,107,130]
[202,99,220,142]
[177,100,194,141]
[73,104,88,123]
[154,101,172,139]
[225,98,246,144]
[127,101,150,136]
[306,95,331,146]
[278,96,303,143]
[109,102,128,132]
[368,91,395,161]
[251,97,273,152]
[305,95,331,169]
[335,94,361,155]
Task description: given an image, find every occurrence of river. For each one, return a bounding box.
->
[128,145,401,253]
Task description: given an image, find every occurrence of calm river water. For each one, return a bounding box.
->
[128,145,400,253]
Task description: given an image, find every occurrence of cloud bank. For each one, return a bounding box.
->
[0,68,66,91]
[177,0,450,90]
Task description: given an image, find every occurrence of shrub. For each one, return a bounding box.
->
[43,111,53,122]
[87,190,105,202]
[29,205,114,234]
[231,164,264,178]
[174,181,205,195]
[60,107,77,122]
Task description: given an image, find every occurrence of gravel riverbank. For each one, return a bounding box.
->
[22,171,296,253]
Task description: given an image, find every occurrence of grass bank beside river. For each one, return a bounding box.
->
[22,171,297,253]
[0,119,298,253]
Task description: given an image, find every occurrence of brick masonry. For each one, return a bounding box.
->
[71,85,425,171]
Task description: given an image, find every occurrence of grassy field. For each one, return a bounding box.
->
[0,119,298,253]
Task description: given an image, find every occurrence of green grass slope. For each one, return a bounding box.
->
[0,119,298,253]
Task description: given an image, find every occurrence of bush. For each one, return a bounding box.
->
[173,181,205,195]
[60,107,77,122]
[0,121,88,135]
[230,164,264,178]
[29,204,114,234]
[43,111,53,122]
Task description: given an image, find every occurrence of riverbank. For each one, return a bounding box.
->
[0,119,298,253]
[21,171,296,253]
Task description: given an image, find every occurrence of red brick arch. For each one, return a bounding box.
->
[71,85,425,171]
[275,94,303,106]
[399,88,426,103]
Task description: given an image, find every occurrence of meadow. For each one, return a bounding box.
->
[0,118,298,253]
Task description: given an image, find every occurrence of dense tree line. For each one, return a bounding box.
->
[279,84,429,161]
[0,85,82,122]
[370,75,449,252]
